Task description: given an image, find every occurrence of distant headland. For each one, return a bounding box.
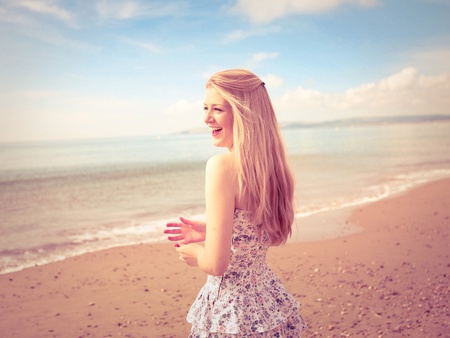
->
[175,114,450,135]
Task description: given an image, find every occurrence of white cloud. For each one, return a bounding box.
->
[250,52,279,63]
[164,99,202,116]
[0,90,172,141]
[95,0,186,20]
[161,99,206,133]
[0,6,32,25]
[244,52,280,69]
[378,68,417,91]
[246,52,280,69]
[0,0,78,27]
[276,67,450,121]
[2,88,192,142]
[406,46,450,74]
[14,0,76,26]
[261,74,283,89]
[0,1,97,49]
[120,37,164,54]
[0,0,77,27]
[223,25,281,43]
[230,0,379,24]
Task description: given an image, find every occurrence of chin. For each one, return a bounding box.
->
[212,135,232,149]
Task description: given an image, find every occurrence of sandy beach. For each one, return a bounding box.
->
[0,179,449,337]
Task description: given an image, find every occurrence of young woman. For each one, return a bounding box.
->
[164,69,306,337]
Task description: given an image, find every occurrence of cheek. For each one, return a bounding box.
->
[226,121,233,133]
[224,115,234,132]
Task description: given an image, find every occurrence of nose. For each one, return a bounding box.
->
[204,108,213,123]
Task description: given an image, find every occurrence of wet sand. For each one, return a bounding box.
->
[0,179,449,337]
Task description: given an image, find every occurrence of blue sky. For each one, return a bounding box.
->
[0,0,449,142]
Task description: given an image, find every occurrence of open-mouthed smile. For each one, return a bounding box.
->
[210,127,223,136]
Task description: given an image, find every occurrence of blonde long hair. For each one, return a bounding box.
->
[206,69,294,245]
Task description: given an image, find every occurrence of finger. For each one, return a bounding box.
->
[179,217,193,226]
[163,229,182,234]
[167,235,184,242]
[166,223,182,228]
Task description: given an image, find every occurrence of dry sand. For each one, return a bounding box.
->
[0,179,449,337]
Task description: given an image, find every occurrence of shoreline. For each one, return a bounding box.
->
[0,178,449,337]
[2,172,439,276]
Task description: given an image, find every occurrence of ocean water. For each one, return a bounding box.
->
[1,121,450,274]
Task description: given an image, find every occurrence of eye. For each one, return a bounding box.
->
[203,106,208,111]
[214,107,223,112]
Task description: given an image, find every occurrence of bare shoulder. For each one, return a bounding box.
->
[206,152,234,168]
[206,153,240,208]
[206,153,236,180]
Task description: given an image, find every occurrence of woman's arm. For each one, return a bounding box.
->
[177,153,236,276]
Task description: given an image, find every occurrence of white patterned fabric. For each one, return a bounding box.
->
[187,209,306,337]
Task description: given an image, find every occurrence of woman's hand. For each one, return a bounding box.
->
[164,217,206,245]
[176,243,202,267]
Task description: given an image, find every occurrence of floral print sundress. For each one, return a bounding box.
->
[187,209,306,337]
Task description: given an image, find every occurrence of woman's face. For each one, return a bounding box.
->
[203,87,234,150]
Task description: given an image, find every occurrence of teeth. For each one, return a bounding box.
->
[210,127,222,131]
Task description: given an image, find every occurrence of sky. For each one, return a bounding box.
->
[0,0,449,142]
